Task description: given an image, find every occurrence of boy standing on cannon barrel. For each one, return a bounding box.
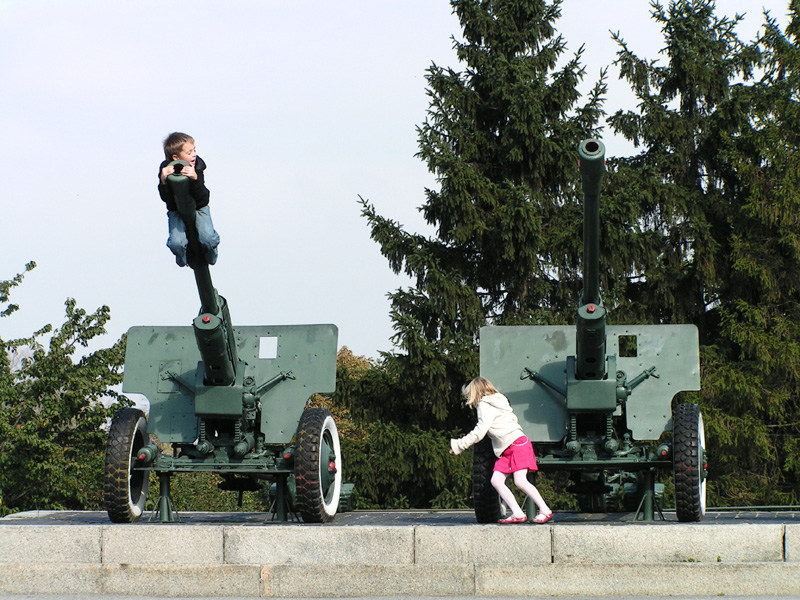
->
[158,132,220,267]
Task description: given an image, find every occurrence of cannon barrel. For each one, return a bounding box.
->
[167,162,217,314]
[167,162,238,386]
[575,140,607,380]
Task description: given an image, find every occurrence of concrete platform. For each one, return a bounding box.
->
[1,510,799,597]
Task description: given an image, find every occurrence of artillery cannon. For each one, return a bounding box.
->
[104,161,342,523]
[476,140,707,522]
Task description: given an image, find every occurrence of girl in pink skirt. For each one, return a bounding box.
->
[450,377,553,524]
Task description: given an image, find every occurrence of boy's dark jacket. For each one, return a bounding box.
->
[157,156,210,211]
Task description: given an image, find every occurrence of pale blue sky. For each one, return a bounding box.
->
[0,0,788,359]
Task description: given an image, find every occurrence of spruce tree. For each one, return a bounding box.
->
[708,1,800,504]
[359,0,605,431]
[607,0,800,505]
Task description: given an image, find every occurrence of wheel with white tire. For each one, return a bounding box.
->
[104,407,150,523]
[294,408,342,523]
[673,402,707,522]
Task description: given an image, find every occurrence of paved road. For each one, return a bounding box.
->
[2,508,799,526]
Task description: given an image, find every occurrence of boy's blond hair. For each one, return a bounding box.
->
[462,377,499,409]
[163,132,194,161]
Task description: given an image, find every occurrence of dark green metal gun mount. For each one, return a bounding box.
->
[475,140,707,523]
[104,161,342,523]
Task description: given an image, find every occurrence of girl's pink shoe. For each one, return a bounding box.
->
[533,511,553,524]
[498,515,527,524]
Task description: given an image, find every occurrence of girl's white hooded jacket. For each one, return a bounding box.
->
[450,392,525,457]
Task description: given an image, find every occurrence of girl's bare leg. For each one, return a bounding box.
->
[491,470,524,517]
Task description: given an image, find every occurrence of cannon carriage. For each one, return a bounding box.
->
[474,140,707,522]
[104,161,342,523]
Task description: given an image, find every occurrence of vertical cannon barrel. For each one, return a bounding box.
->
[575,140,607,380]
[167,163,217,314]
[192,302,237,386]
[167,163,238,386]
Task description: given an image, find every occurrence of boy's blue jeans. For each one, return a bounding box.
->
[166,206,220,266]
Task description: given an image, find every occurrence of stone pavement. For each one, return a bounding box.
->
[2,507,797,525]
[0,510,799,597]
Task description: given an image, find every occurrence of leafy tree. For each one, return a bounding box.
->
[0,263,127,515]
[330,348,472,509]
[606,0,800,505]
[146,470,267,513]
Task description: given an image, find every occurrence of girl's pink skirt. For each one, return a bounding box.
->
[493,435,538,474]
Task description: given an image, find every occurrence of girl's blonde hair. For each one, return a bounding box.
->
[462,376,499,409]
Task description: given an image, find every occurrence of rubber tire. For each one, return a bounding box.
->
[472,437,502,523]
[104,407,150,523]
[673,402,707,522]
[295,407,342,523]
